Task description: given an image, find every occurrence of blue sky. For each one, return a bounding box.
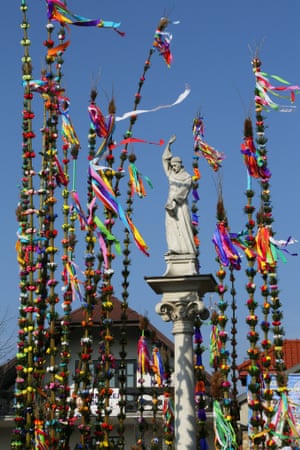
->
[1,1,300,373]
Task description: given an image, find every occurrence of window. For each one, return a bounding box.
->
[74,359,137,412]
[75,359,136,388]
[113,359,136,412]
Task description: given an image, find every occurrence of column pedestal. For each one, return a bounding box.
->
[145,271,216,450]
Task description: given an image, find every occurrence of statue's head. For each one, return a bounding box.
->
[170,156,182,173]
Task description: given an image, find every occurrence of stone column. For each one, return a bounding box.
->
[145,273,216,450]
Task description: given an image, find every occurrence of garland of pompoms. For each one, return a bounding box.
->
[229,264,240,435]
[252,56,300,449]
[194,317,209,450]
[245,114,275,446]
[191,115,203,261]
[192,112,241,448]
[58,90,80,446]
[96,95,119,448]
[192,112,224,272]
[13,2,35,447]
[73,94,99,449]
[240,115,264,448]
[192,113,239,448]
[211,192,241,450]
[44,17,70,447]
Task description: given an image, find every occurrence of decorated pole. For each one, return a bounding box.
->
[251,56,300,448]
[13,2,35,447]
[212,193,241,450]
[240,116,264,449]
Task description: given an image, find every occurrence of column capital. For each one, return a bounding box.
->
[155,299,209,332]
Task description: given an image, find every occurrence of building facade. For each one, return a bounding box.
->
[0,298,215,448]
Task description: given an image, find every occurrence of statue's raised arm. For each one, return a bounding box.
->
[162,135,196,256]
[162,135,176,176]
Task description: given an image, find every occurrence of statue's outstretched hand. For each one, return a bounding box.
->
[168,135,176,145]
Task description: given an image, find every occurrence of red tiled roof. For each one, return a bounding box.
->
[284,339,300,369]
[69,296,174,350]
[238,339,300,379]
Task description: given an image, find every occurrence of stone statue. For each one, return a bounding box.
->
[162,135,196,256]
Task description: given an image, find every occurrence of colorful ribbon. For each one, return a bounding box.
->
[115,86,190,121]
[255,70,300,111]
[193,115,224,171]
[46,0,123,33]
[212,222,241,270]
[137,333,152,375]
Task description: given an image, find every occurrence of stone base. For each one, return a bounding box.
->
[163,253,198,277]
